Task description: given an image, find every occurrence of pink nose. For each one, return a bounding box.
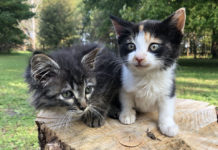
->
[135,57,144,63]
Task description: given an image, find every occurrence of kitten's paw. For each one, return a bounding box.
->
[119,109,136,124]
[91,117,105,127]
[159,121,179,137]
[82,112,105,128]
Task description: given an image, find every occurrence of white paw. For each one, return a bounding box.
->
[119,109,136,124]
[159,121,179,137]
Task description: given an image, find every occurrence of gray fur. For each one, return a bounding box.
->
[25,43,122,127]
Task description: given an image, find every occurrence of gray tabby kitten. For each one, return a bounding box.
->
[25,43,121,127]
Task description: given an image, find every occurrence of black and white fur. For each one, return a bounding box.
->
[111,8,186,136]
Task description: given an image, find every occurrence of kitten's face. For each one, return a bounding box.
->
[57,78,96,110]
[29,48,99,118]
[43,75,96,115]
[111,8,186,72]
[119,27,164,72]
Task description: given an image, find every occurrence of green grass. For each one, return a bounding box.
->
[0,52,217,149]
[176,58,218,105]
[0,51,38,150]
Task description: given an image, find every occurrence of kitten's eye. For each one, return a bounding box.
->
[127,43,136,51]
[149,43,160,51]
[85,86,94,94]
[62,90,74,99]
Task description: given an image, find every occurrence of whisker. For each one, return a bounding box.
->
[52,114,68,129]
[91,105,106,112]
[88,106,104,119]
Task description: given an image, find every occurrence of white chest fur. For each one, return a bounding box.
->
[121,65,175,112]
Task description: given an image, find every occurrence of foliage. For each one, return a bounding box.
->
[0,0,35,52]
[0,51,38,149]
[120,0,175,21]
[81,0,139,45]
[181,0,218,58]
[1,0,217,57]
[39,0,82,49]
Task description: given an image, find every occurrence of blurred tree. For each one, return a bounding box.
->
[181,0,218,58]
[82,0,139,47]
[19,0,42,51]
[120,0,175,21]
[39,0,82,49]
[0,0,35,52]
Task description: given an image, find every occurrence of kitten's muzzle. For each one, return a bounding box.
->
[78,101,87,111]
[133,56,150,67]
[135,63,150,68]
[135,57,144,64]
[79,105,86,111]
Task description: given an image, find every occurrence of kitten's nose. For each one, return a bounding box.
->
[79,101,87,110]
[79,105,86,111]
[135,57,144,63]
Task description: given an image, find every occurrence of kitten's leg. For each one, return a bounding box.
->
[119,89,136,124]
[108,105,120,119]
[108,95,121,119]
[158,96,179,137]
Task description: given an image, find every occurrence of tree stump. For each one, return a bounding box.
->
[36,99,218,150]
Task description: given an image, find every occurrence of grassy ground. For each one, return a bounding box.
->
[177,58,218,105]
[0,52,217,149]
[0,51,38,150]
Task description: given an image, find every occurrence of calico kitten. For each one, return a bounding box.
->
[25,43,121,127]
[110,8,186,136]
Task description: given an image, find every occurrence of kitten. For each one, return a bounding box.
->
[25,43,121,127]
[110,8,186,136]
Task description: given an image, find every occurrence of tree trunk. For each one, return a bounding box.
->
[30,0,36,51]
[193,35,197,59]
[36,99,218,150]
[186,38,190,56]
[211,29,218,59]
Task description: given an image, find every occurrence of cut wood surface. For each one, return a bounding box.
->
[36,99,218,150]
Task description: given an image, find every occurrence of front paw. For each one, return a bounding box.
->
[159,121,179,137]
[82,112,105,128]
[119,109,136,124]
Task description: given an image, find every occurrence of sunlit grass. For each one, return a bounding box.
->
[176,58,218,105]
[0,51,38,150]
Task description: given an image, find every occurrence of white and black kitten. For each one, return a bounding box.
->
[110,8,186,136]
[25,43,121,127]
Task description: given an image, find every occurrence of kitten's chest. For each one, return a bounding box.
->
[133,77,163,112]
[122,66,174,112]
[123,71,170,97]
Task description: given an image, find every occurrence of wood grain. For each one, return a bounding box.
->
[36,99,218,150]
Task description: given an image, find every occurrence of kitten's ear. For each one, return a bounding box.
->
[110,15,133,38]
[81,48,100,70]
[163,8,186,33]
[30,53,60,85]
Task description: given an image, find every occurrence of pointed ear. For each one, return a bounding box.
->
[163,8,186,33]
[31,53,60,85]
[81,48,100,70]
[110,15,133,38]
